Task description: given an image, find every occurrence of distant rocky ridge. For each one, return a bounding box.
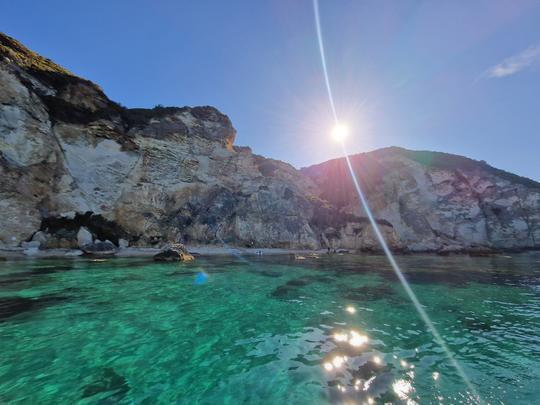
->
[1,32,539,253]
[302,148,540,252]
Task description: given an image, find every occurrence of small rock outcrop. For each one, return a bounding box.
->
[31,231,49,245]
[0,33,321,250]
[81,241,117,256]
[77,227,93,248]
[118,239,129,249]
[154,243,194,262]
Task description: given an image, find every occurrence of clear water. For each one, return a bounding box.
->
[1,253,539,404]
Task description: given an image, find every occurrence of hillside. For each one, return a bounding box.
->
[302,147,540,251]
[1,32,539,253]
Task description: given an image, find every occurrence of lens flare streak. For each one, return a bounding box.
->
[313,0,338,123]
[312,0,481,402]
[338,102,481,405]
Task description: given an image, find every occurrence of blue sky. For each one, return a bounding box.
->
[2,0,540,180]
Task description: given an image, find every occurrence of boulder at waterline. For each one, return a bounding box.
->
[154,243,195,262]
[81,241,117,256]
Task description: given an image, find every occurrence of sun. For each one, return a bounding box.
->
[331,124,349,142]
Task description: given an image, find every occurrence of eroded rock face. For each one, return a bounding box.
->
[1,33,539,252]
[0,33,322,249]
[302,147,540,252]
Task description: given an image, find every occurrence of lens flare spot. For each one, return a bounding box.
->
[194,272,209,285]
[345,305,356,314]
[312,0,479,399]
[323,362,333,371]
[432,371,440,381]
[372,355,382,364]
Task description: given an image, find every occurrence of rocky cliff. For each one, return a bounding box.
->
[1,33,539,253]
[0,33,357,251]
[302,147,540,252]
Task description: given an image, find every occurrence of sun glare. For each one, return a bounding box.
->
[331,124,348,142]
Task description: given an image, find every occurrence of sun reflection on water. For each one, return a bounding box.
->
[345,305,357,314]
[332,355,346,368]
[393,379,416,403]
[348,331,368,347]
[318,307,451,403]
[333,332,349,342]
[332,329,369,347]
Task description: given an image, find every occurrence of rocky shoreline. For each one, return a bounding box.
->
[0,245,535,261]
[0,246,324,260]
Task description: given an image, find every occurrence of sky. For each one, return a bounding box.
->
[2,0,540,180]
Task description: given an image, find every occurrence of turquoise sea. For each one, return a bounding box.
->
[1,253,539,404]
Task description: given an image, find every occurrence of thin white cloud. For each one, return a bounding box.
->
[487,45,540,78]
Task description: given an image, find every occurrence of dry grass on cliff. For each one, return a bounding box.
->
[0,32,74,77]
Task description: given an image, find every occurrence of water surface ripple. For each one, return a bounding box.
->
[1,253,539,404]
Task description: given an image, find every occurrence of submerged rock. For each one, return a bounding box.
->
[0,295,69,321]
[154,243,194,262]
[82,367,129,400]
